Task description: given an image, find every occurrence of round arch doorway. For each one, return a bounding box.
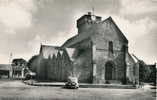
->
[105,61,115,80]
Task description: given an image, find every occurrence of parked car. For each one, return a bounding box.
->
[25,71,36,80]
[64,77,79,89]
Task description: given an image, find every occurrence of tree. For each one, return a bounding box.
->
[139,61,151,82]
[12,58,27,66]
[148,64,156,85]
[27,55,40,72]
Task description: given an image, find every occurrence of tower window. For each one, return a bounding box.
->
[109,41,113,54]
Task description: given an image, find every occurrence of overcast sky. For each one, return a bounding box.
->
[0,0,156,64]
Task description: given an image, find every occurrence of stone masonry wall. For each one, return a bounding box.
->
[90,20,127,84]
[71,39,93,83]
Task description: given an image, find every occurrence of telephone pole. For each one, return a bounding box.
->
[9,52,13,64]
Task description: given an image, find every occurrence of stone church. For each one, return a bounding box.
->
[33,12,139,84]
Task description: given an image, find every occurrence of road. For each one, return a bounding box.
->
[0,79,155,100]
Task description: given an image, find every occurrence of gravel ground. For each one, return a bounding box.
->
[0,79,156,100]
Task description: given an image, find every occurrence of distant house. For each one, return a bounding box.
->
[0,59,28,79]
[32,12,139,84]
[11,58,27,78]
[0,62,27,79]
[0,64,12,78]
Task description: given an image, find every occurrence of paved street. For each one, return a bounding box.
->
[0,79,156,100]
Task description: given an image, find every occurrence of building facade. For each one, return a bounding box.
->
[0,64,12,78]
[35,13,138,84]
[36,45,72,81]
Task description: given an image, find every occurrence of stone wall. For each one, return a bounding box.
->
[69,39,93,83]
[90,19,128,84]
[126,53,137,83]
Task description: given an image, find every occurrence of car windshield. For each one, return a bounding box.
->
[68,77,78,83]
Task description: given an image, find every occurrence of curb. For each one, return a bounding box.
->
[23,80,136,89]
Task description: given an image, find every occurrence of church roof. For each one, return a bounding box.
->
[62,33,91,48]
[65,48,76,61]
[127,53,137,64]
[40,44,63,59]
[62,16,128,48]
[130,54,139,63]
[104,17,128,43]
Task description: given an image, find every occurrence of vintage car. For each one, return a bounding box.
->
[64,77,79,89]
[25,71,36,80]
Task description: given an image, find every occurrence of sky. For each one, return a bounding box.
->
[0,0,156,64]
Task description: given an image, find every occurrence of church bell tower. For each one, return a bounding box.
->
[76,12,102,34]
